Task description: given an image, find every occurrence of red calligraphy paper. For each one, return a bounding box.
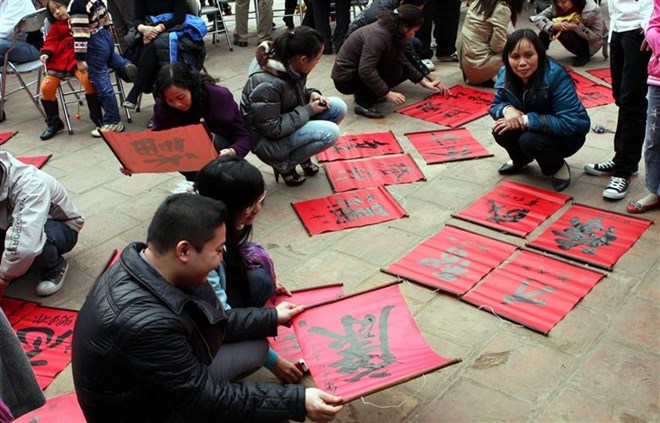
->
[14,392,85,423]
[404,128,493,164]
[12,305,78,389]
[527,204,653,270]
[316,131,402,162]
[292,186,407,235]
[587,68,612,85]
[17,154,52,169]
[0,131,18,145]
[292,283,460,401]
[453,181,571,237]
[100,123,217,174]
[0,296,39,325]
[104,249,121,271]
[397,85,494,127]
[324,154,425,192]
[382,226,517,295]
[266,284,345,363]
[462,250,605,334]
[566,69,614,108]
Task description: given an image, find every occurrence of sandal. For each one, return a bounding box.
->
[273,167,306,187]
[626,200,660,214]
[300,159,320,176]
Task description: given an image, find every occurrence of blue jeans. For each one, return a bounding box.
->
[276,97,347,172]
[645,85,660,196]
[86,28,126,124]
[0,38,39,63]
[32,220,79,280]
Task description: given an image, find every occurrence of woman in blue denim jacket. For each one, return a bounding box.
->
[490,28,590,191]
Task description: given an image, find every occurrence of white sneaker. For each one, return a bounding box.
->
[36,260,68,297]
[99,122,125,134]
[91,127,101,138]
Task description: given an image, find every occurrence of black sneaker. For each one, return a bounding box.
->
[603,176,630,200]
[36,260,68,296]
[585,160,638,176]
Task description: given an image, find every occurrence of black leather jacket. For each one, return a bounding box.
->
[72,242,306,422]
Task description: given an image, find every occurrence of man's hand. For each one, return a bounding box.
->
[305,388,343,422]
[275,301,304,325]
[269,356,303,383]
[385,91,406,105]
[275,281,292,296]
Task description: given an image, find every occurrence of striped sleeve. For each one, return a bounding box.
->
[68,0,92,60]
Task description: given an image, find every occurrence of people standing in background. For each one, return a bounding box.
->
[627,0,660,214]
[457,0,524,87]
[584,0,653,200]
[417,0,462,62]
[106,0,133,52]
[234,0,273,46]
[302,0,350,54]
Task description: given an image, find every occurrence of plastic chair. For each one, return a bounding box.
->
[0,8,48,122]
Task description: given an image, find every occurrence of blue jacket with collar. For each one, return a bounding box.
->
[490,59,590,137]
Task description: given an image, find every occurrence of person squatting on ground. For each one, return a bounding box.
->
[151,63,254,181]
[71,193,343,422]
[332,5,448,119]
[39,0,106,140]
[530,0,607,68]
[68,0,136,136]
[241,26,346,187]
[490,29,590,192]
[0,151,84,298]
[584,0,653,201]
[196,156,306,384]
[457,0,524,87]
[627,0,660,214]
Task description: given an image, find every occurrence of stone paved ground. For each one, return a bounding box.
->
[1,1,658,422]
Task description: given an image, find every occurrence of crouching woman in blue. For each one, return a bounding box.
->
[241,26,347,187]
[490,29,590,191]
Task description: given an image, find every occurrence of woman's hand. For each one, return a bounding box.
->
[420,76,451,95]
[139,24,162,44]
[276,282,292,296]
[385,91,406,105]
[561,22,577,31]
[275,301,304,325]
[309,93,330,115]
[218,148,236,157]
[493,105,525,134]
[269,356,303,383]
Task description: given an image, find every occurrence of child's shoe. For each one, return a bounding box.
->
[91,122,125,138]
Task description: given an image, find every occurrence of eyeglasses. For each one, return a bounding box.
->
[244,191,267,215]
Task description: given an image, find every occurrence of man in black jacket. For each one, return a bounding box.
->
[72,194,343,422]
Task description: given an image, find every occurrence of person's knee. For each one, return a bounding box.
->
[328,96,347,123]
[518,132,543,156]
[247,267,275,307]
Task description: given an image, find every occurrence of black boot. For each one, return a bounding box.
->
[85,93,103,127]
[40,99,64,140]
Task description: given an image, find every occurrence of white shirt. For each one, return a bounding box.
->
[0,0,37,40]
[608,0,654,36]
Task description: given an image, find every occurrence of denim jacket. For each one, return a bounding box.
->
[490,59,590,136]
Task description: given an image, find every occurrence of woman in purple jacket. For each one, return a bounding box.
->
[152,63,255,181]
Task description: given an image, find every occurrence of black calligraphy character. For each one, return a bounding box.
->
[419,246,470,281]
[417,102,440,113]
[379,163,412,182]
[486,199,529,224]
[338,167,376,182]
[16,327,73,366]
[130,138,159,156]
[158,137,185,152]
[502,278,557,306]
[309,306,398,382]
[552,216,616,254]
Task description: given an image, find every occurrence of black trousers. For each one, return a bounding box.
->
[333,62,410,107]
[416,0,461,56]
[610,29,651,178]
[302,0,350,51]
[493,129,585,175]
[539,31,590,58]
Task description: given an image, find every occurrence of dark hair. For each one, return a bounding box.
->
[472,0,524,26]
[553,0,585,13]
[194,156,265,301]
[256,26,324,70]
[147,193,227,255]
[45,0,70,22]
[402,0,426,6]
[153,63,217,118]
[502,29,547,91]
[379,5,424,50]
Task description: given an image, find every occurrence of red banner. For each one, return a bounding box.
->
[17,154,52,169]
[316,131,402,162]
[0,131,18,145]
[324,154,425,192]
[453,181,571,237]
[292,283,460,402]
[527,204,653,270]
[397,85,494,128]
[405,128,493,164]
[383,226,517,295]
[14,392,85,423]
[566,69,614,108]
[462,250,605,334]
[292,186,407,235]
[0,296,39,325]
[12,305,78,389]
[587,68,612,85]
[101,123,217,174]
[266,284,345,363]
